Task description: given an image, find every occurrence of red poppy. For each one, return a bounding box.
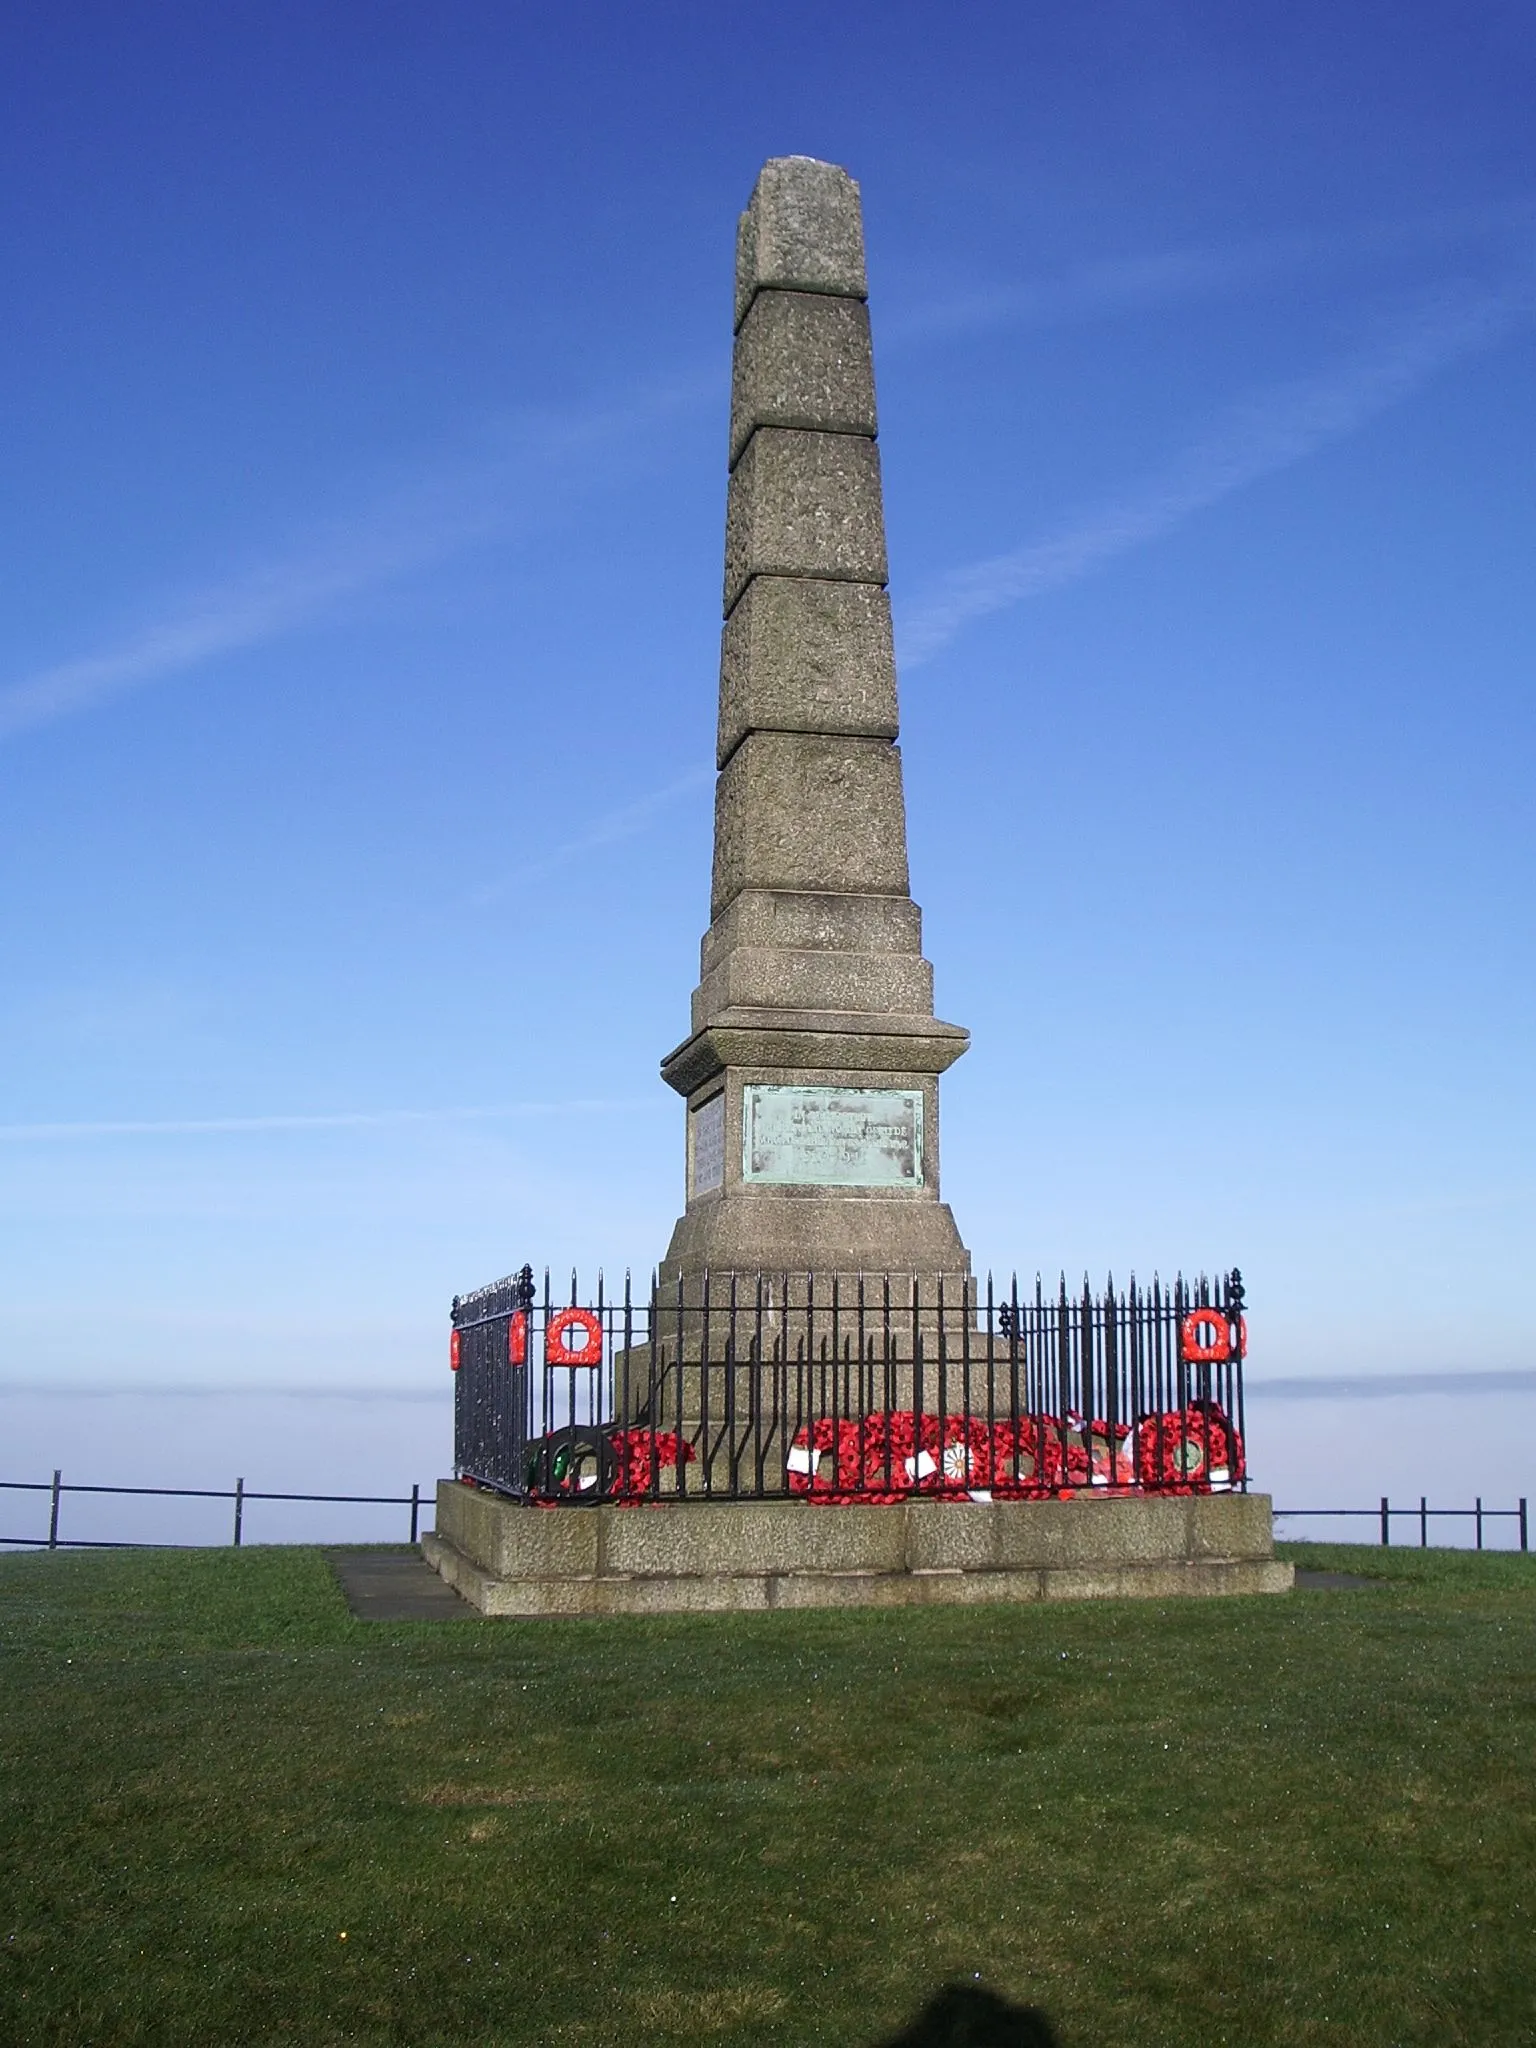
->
[782,1405,1243,1504]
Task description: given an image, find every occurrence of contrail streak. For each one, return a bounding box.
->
[0,1101,651,1141]
[886,198,1535,348]
[0,374,714,744]
[899,277,1535,664]
[472,765,714,899]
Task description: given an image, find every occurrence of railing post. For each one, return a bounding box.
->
[48,1469,62,1550]
[1420,1496,1428,1548]
[1521,1498,1529,1554]
[1475,1496,1483,1551]
[233,1477,244,1548]
[1380,1495,1390,1546]
[409,1483,420,1544]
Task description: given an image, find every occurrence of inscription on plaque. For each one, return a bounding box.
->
[690,1091,725,1195]
[742,1085,923,1188]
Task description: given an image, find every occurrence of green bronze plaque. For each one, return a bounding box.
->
[742,1085,923,1188]
[689,1091,725,1196]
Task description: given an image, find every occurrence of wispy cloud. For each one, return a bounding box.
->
[0,543,441,743]
[0,1101,650,1142]
[472,765,714,900]
[899,274,1536,664]
[889,238,1314,348]
[0,371,717,745]
[887,199,1536,348]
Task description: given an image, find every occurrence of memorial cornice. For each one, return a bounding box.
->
[661,1009,969,1097]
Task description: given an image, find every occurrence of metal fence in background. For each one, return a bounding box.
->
[4,1480,1527,1553]
[0,1474,428,1550]
[1277,1497,1529,1550]
[451,1263,1251,1505]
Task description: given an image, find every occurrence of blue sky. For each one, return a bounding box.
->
[2,2,1532,1423]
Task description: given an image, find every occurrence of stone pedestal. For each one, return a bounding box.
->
[660,157,970,1291]
[426,1484,1294,1616]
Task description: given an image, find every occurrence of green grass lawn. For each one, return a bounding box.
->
[1,1541,1532,2046]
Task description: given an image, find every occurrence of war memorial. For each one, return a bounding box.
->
[425,158,1290,1614]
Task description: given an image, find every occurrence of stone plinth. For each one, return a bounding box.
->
[425,1483,1293,1616]
[660,156,970,1289]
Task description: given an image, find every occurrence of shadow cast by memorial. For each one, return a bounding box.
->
[873,1982,1061,2048]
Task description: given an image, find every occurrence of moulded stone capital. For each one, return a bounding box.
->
[734,157,868,331]
[711,730,909,914]
[718,576,898,765]
[729,291,876,468]
[660,1011,970,1096]
[724,429,887,614]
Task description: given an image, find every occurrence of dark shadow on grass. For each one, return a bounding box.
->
[873,1982,1060,2046]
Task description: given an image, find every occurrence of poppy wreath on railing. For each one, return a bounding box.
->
[1133,1403,1244,1493]
[784,1412,1136,1504]
[608,1428,696,1498]
[785,1412,987,1503]
[525,1427,695,1503]
[785,1407,1232,1502]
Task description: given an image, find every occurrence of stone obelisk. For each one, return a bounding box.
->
[659,157,970,1288]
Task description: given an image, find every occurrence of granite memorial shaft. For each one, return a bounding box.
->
[660,156,971,1289]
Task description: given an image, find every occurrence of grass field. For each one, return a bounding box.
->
[0,1541,1532,2046]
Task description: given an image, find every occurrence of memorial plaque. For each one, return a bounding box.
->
[690,1091,725,1195]
[742,1085,923,1188]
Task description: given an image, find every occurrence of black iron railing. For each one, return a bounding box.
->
[1277,1498,1529,1550]
[451,1265,1249,1505]
[0,1475,428,1550]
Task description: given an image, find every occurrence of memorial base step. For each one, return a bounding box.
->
[423,1484,1292,1616]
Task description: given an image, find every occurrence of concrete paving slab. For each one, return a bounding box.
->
[325,1546,476,1621]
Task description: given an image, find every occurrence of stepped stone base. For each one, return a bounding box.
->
[424,1481,1292,1616]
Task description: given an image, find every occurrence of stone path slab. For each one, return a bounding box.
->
[325,1546,475,1621]
[1293,1569,1380,1590]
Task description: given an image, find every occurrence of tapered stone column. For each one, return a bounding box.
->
[660,157,970,1288]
